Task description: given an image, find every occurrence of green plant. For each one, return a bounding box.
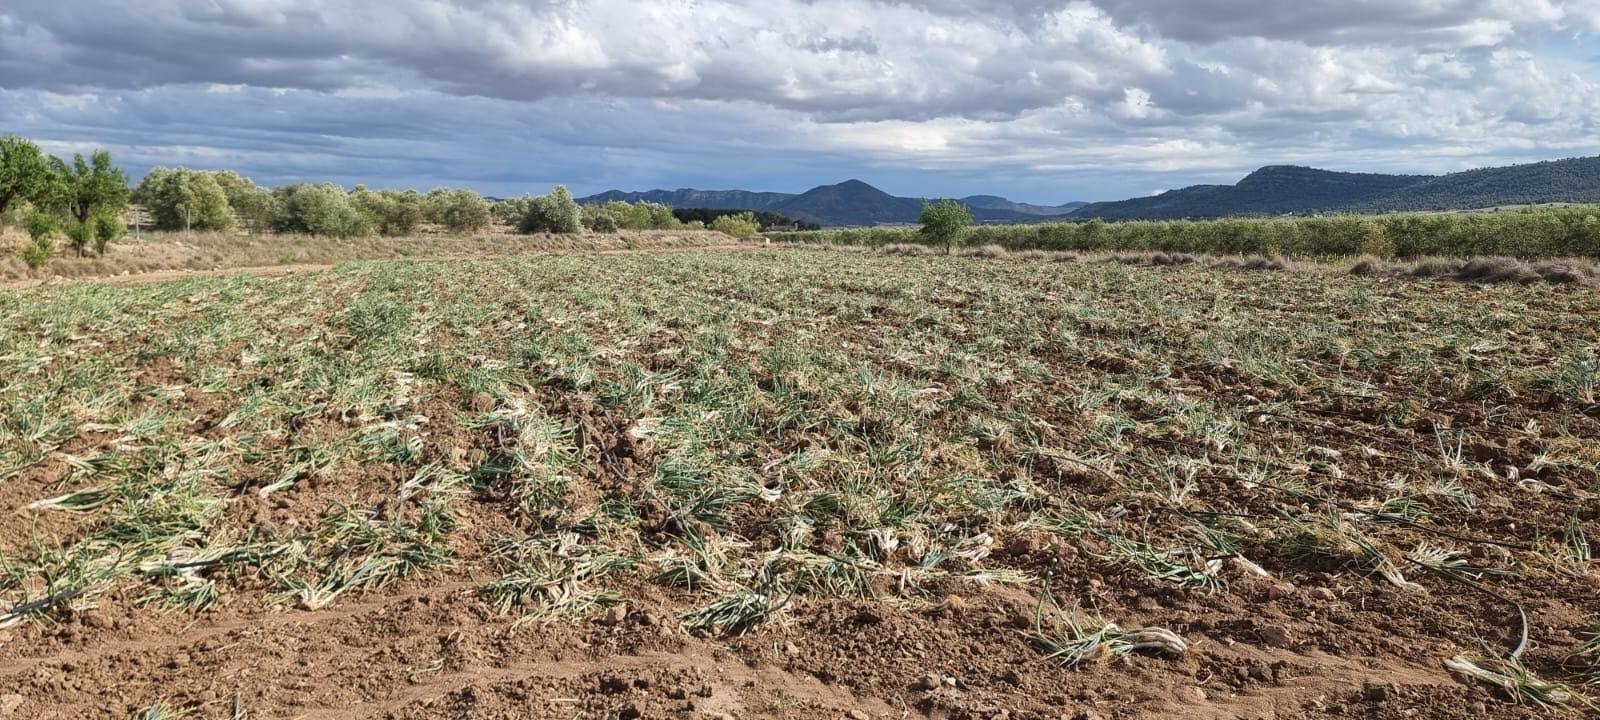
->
[65,220,94,257]
[25,211,55,244]
[586,210,619,233]
[20,239,50,268]
[352,186,425,236]
[0,135,53,217]
[918,199,973,254]
[211,170,277,232]
[20,211,55,268]
[93,213,124,255]
[133,167,235,231]
[53,150,130,226]
[272,183,373,238]
[425,188,491,234]
[710,211,760,239]
[517,186,583,234]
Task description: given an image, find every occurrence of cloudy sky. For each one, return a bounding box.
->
[3,1,1598,203]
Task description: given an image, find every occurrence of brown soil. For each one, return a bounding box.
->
[1,252,1594,720]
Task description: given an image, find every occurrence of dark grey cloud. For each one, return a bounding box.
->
[1086,0,1569,45]
[0,0,1596,203]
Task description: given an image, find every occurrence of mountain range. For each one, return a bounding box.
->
[581,155,1600,226]
[580,181,1085,226]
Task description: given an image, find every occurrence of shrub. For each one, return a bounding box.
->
[1456,257,1539,284]
[272,183,373,238]
[20,240,50,268]
[1348,254,1389,276]
[426,188,491,234]
[602,200,678,230]
[65,220,93,257]
[585,211,619,233]
[492,197,530,226]
[919,199,973,254]
[25,211,55,243]
[956,244,1008,258]
[93,213,123,255]
[710,211,760,239]
[20,212,54,268]
[517,186,583,234]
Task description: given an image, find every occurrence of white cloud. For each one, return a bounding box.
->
[0,0,1595,203]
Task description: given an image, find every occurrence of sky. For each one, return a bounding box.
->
[2,1,1598,204]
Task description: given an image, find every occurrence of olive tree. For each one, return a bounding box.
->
[425,188,491,234]
[134,167,235,231]
[272,183,373,238]
[517,186,583,234]
[352,186,425,236]
[212,171,277,233]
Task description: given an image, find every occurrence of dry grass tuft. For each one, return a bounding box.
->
[1348,254,1392,276]
[956,244,1010,259]
[1388,256,1600,286]
[883,243,931,257]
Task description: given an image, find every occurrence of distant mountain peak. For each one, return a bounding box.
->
[1071,155,1600,220]
[580,179,1085,226]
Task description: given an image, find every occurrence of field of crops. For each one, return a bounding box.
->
[774,206,1600,260]
[1,248,1597,719]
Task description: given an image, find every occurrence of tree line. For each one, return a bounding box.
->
[0,136,131,267]
[2,134,757,269]
[670,208,820,231]
[777,206,1600,260]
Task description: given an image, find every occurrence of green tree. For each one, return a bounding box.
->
[711,211,760,239]
[134,167,235,231]
[518,186,583,234]
[425,188,491,234]
[54,150,130,226]
[0,135,52,218]
[919,199,973,254]
[491,197,531,226]
[212,171,277,233]
[353,186,425,236]
[582,205,620,233]
[272,183,372,237]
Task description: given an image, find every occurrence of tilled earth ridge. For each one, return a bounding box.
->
[0,250,1596,719]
